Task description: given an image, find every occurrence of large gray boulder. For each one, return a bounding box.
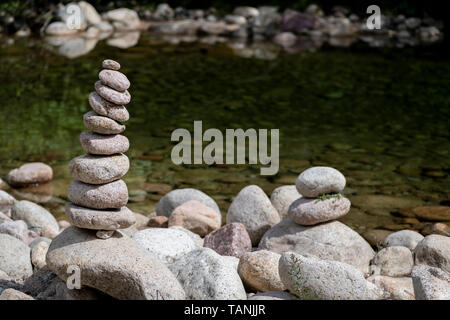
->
[259,219,374,274]
[131,228,198,264]
[169,247,247,300]
[414,235,450,273]
[412,264,450,300]
[11,200,59,236]
[46,227,185,300]
[156,188,219,217]
[0,234,33,280]
[227,185,280,246]
[279,252,383,300]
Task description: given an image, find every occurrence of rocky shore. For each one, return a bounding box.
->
[1,146,449,299]
[0,2,444,59]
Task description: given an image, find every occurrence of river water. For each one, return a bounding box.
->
[0,33,448,235]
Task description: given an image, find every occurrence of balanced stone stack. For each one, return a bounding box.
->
[66,59,135,239]
[288,166,350,225]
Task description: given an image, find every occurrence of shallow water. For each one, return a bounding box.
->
[0,33,449,234]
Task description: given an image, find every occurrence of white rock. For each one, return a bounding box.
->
[412,264,450,300]
[156,188,219,217]
[372,246,414,277]
[0,220,28,243]
[78,1,102,25]
[295,166,346,198]
[414,235,450,272]
[384,230,424,250]
[131,228,198,264]
[11,200,59,236]
[0,234,33,280]
[279,252,383,300]
[270,185,301,220]
[367,275,415,300]
[169,247,247,300]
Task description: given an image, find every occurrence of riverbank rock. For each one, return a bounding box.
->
[99,69,130,92]
[383,230,424,251]
[88,92,129,122]
[168,200,221,236]
[270,185,301,220]
[65,204,135,230]
[11,200,59,236]
[238,250,285,292]
[295,166,346,198]
[371,246,414,277]
[68,179,128,209]
[367,275,415,300]
[0,288,34,300]
[0,190,16,206]
[279,252,382,300]
[204,222,252,258]
[131,227,198,264]
[69,153,129,184]
[7,162,53,187]
[156,188,219,218]
[412,264,450,300]
[169,225,204,246]
[288,194,350,225]
[0,234,33,280]
[259,219,374,274]
[83,111,125,134]
[248,291,298,300]
[95,81,131,105]
[80,132,129,155]
[169,247,247,300]
[227,185,280,245]
[45,22,79,36]
[0,220,28,243]
[414,235,450,272]
[362,229,393,247]
[78,1,101,25]
[104,8,141,31]
[46,226,185,299]
[31,240,49,269]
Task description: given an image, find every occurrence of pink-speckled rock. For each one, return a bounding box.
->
[203,222,252,258]
[168,200,221,237]
[80,132,129,155]
[99,69,130,92]
[95,81,130,105]
[102,59,120,70]
[88,92,129,122]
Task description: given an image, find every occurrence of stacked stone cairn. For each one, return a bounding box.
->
[288,166,350,226]
[66,59,135,239]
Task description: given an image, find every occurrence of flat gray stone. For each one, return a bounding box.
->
[68,179,128,209]
[83,111,125,134]
[156,188,220,217]
[99,69,130,92]
[46,226,185,300]
[259,219,374,274]
[288,194,350,225]
[80,132,129,155]
[89,92,129,122]
[169,247,247,300]
[95,80,131,105]
[0,234,33,280]
[295,166,346,198]
[69,153,129,184]
[66,203,136,230]
[226,185,280,246]
[11,200,59,236]
[279,252,383,300]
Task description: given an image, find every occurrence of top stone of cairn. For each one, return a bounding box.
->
[295,166,346,198]
[102,59,120,71]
